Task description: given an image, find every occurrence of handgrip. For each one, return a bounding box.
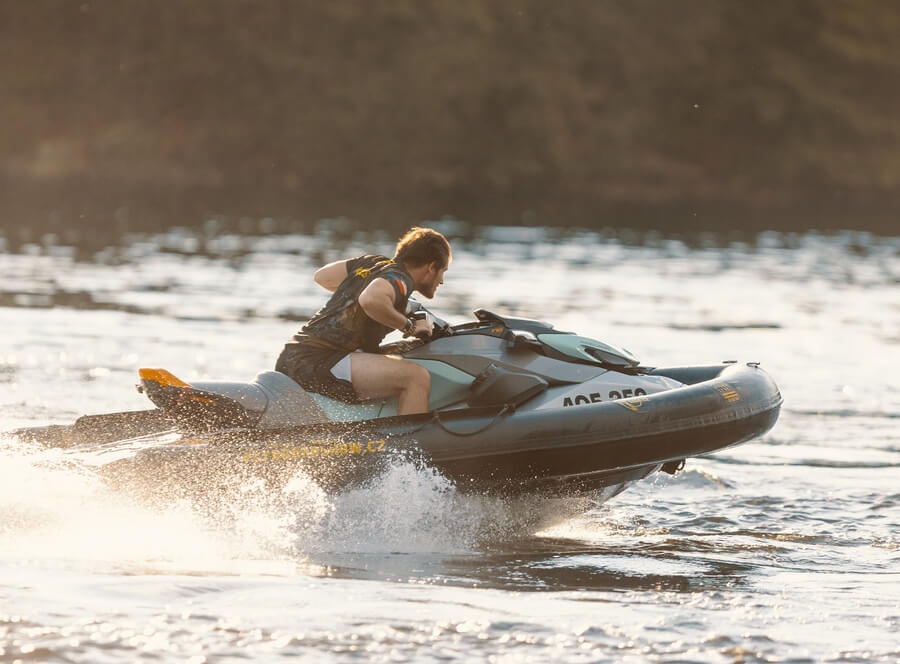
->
[410,311,431,340]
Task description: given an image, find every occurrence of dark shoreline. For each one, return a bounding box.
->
[3,176,897,255]
[4,2,899,245]
[1,198,894,262]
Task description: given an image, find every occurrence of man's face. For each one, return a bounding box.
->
[419,261,448,299]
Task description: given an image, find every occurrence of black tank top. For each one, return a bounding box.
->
[292,255,415,352]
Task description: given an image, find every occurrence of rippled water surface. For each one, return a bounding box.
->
[1,225,898,662]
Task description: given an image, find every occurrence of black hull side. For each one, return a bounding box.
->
[428,405,780,495]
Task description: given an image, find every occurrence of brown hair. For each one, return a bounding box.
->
[393,226,451,268]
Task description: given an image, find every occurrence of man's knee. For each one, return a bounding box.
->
[407,362,431,391]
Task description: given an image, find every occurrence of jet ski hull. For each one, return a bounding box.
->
[99,362,780,499]
[11,303,782,504]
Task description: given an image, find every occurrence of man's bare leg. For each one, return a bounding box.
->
[349,353,431,415]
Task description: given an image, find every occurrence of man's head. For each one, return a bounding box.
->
[394,227,451,299]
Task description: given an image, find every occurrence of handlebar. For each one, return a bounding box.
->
[407,300,454,341]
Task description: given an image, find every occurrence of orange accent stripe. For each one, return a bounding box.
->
[139,368,192,387]
[391,276,407,296]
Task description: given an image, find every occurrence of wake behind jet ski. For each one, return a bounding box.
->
[13,305,782,503]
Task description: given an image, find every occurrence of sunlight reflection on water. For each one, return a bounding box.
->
[1,227,898,662]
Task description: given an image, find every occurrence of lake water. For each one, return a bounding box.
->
[1,224,898,662]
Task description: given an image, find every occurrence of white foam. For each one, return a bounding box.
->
[0,437,595,573]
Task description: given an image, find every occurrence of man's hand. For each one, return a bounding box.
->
[404,317,433,339]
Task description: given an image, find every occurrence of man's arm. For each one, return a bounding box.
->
[358,279,432,337]
[314,260,349,292]
[357,279,409,330]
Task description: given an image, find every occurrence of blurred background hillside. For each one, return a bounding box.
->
[2,0,898,242]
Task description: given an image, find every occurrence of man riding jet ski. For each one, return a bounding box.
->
[275,226,452,414]
[11,226,782,500]
[13,300,782,500]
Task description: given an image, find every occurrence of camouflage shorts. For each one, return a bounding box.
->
[275,341,360,403]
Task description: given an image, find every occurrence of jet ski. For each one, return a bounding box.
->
[13,305,782,502]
